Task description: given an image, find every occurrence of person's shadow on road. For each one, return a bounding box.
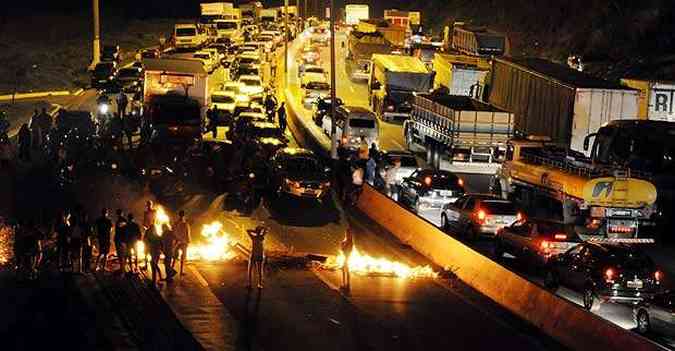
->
[236,287,263,351]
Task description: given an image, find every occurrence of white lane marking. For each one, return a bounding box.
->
[189,265,210,287]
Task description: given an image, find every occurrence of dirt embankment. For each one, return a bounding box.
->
[0,13,177,93]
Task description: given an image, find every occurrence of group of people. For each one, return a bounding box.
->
[10,108,54,163]
[96,91,143,150]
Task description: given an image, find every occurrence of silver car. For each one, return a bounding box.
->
[399,169,465,213]
[441,194,521,240]
[634,291,673,336]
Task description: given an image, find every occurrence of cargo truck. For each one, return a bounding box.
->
[143,59,208,140]
[403,92,514,174]
[448,22,509,57]
[346,30,392,81]
[492,118,675,242]
[199,2,233,24]
[621,78,675,121]
[369,54,435,122]
[432,53,490,99]
[489,57,639,155]
[345,4,369,26]
[259,9,277,24]
[174,23,208,49]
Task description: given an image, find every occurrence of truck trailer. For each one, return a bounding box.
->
[404,92,514,174]
[433,53,490,99]
[450,22,509,57]
[345,4,369,26]
[346,30,392,81]
[489,57,639,155]
[369,54,435,122]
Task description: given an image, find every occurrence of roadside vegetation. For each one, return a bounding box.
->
[0,13,177,93]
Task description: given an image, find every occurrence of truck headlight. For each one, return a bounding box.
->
[99,104,109,114]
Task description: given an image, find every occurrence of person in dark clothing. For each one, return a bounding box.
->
[264,94,277,122]
[117,92,129,117]
[207,107,218,138]
[114,209,128,273]
[80,213,93,273]
[17,123,31,162]
[145,224,163,286]
[277,102,286,134]
[95,208,113,272]
[125,213,141,273]
[55,211,71,272]
[161,225,177,281]
[69,215,84,273]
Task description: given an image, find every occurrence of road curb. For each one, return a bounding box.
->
[0,90,72,101]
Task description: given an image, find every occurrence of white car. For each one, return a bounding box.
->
[299,65,326,81]
[260,30,282,47]
[210,91,237,115]
[301,71,328,89]
[238,74,264,96]
[303,79,330,109]
[193,51,217,73]
[202,47,224,63]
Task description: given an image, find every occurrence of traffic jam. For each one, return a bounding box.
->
[8,1,675,349]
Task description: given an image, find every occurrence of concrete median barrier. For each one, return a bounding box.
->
[284,89,330,157]
[357,184,666,351]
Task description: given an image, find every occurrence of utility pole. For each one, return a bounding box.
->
[284,0,289,90]
[89,0,101,70]
[329,0,338,159]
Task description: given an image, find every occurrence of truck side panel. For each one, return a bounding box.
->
[489,59,576,145]
[571,89,638,154]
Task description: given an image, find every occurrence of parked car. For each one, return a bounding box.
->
[140,48,160,59]
[442,194,520,240]
[378,150,419,184]
[634,290,674,336]
[101,45,120,63]
[399,169,465,213]
[238,75,264,97]
[210,91,237,125]
[545,242,662,311]
[322,106,378,150]
[494,218,580,267]
[193,51,217,73]
[303,80,330,109]
[270,148,331,200]
[91,62,117,89]
[116,66,143,93]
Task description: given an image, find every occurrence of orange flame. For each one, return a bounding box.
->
[326,247,437,279]
[189,221,237,261]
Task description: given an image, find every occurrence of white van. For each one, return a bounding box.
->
[323,106,379,150]
[214,19,242,40]
[174,23,207,49]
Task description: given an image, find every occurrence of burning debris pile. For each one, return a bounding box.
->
[323,247,437,279]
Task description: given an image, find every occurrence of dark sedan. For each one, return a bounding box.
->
[398,169,465,214]
[545,242,662,311]
[116,67,143,93]
[270,148,331,200]
[91,62,117,89]
[634,290,673,336]
[494,219,581,266]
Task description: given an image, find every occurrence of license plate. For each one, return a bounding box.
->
[439,190,453,196]
[627,279,643,289]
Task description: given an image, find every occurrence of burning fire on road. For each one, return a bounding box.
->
[323,247,437,279]
[189,221,237,261]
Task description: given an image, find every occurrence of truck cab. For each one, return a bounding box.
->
[174,24,207,49]
[214,19,242,40]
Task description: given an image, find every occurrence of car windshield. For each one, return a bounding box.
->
[285,157,321,173]
[239,57,259,65]
[217,22,237,30]
[602,246,655,271]
[306,82,329,90]
[176,28,196,37]
[386,155,417,168]
[117,69,138,79]
[305,67,324,74]
[240,78,260,86]
[417,172,460,190]
[95,64,113,73]
[212,95,235,104]
[251,126,278,138]
[481,200,517,215]
[349,118,375,129]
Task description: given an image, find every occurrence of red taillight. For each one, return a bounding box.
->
[341,137,347,145]
[424,176,432,186]
[605,268,615,282]
[554,234,567,240]
[540,240,550,250]
[476,209,487,222]
[655,270,662,281]
[516,212,524,221]
[457,178,464,187]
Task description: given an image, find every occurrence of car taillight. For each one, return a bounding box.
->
[457,178,464,187]
[655,270,662,282]
[424,176,432,186]
[476,209,487,223]
[553,234,567,240]
[341,136,347,144]
[516,212,524,221]
[540,240,550,250]
[605,268,615,283]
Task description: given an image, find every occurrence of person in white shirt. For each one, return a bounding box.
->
[173,210,191,276]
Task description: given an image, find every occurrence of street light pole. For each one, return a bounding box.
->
[284,0,289,90]
[89,0,101,70]
[329,0,338,159]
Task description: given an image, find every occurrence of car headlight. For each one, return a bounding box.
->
[99,104,109,114]
[285,178,301,188]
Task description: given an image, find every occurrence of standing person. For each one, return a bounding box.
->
[55,211,71,272]
[277,102,286,134]
[161,224,177,281]
[30,119,43,150]
[173,210,191,276]
[247,226,267,289]
[69,215,84,273]
[125,213,141,273]
[95,208,113,272]
[142,200,156,270]
[0,133,14,169]
[369,143,379,162]
[366,153,377,186]
[80,213,93,273]
[114,209,128,274]
[264,93,277,122]
[17,123,31,162]
[145,224,164,286]
[340,228,354,291]
[116,91,129,117]
[110,113,124,149]
[208,106,219,139]
[384,158,401,200]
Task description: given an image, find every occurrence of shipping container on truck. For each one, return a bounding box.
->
[621,78,675,121]
[489,57,639,155]
[356,19,407,48]
[369,54,435,122]
[450,22,509,57]
[143,58,208,140]
[345,4,369,26]
[404,93,514,174]
[200,2,233,24]
[433,53,490,99]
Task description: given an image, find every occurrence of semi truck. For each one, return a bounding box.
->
[492,119,675,241]
[356,20,407,48]
[403,92,514,174]
[369,54,435,122]
[345,4,369,26]
[143,58,208,140]
[621,78,675,121]
[432,53,490,99]
[488,57,639,155]
[346,30,392,81]
[448,22,509,57]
